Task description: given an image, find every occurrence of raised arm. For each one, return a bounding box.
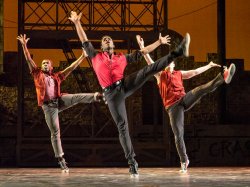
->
[69,11,88,43]
[136,35,154,65]
[136,35,161,83]
[61,49,87,79]
[17,34,37,72]
[181,61,221,79]
[69,11,97,60]
[140,33,171,55]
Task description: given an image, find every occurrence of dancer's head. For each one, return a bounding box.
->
[165,61,175,71]
[101,35,115,53]
[41,59,53,73]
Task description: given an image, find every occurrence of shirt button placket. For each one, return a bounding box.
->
[109,59,113,83]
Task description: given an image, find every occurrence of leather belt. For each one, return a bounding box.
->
[43,98,58,105]
[103,80,122,92]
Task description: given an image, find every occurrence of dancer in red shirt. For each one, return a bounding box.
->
[69,11,191,177]
[137,35,236,173]
[17,34,102,172]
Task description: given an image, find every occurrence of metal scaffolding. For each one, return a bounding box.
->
[22,0,166,31]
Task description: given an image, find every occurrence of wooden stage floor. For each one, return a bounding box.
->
[0,167,249,187]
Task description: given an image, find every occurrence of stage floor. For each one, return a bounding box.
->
[0,167,249,187]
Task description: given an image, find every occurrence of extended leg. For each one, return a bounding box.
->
[59,92,100,112]
[183,64,236,111]
[182,73,224,111]
[124,34,191,97]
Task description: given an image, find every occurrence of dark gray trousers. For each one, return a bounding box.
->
[167,73,224,162]
[42,93,97,157]
[104,52,177,161]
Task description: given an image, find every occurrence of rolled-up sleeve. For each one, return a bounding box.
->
[30,67,39,76]
[125,50,143,63]
[57,72,66,82]
[82,41,97,59]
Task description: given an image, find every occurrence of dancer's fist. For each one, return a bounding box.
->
[136,35,144,49]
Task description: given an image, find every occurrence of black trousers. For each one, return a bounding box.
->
[167,73,224,162]
[104,52,177,161]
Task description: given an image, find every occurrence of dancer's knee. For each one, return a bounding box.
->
[51,129,60,140]
[174,131,184,142]
[117,121,128,135]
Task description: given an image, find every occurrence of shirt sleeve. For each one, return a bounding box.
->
[30,67,39,76]
[125,50,143,63]
[57,71,66,82]
[82,41,98,59]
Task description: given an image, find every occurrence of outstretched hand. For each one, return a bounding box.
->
[136,35,144,49]
[159,33,171,45]
[209,61,221,68]
[68,11,82,24]
[17,34,30,45]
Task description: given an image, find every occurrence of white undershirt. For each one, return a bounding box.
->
[44,74,57,101]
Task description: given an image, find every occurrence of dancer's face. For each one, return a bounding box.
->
[41,59,53,72]
[101,36,114,52]
[169,61,175,69]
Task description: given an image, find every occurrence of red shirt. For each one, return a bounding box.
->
[31,68,65,106]
[158,70,186,108]
[82,41,142,88]
[92,52,127,88]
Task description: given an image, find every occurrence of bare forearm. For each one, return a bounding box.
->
[137,39,157,65]
[182,64,212,79]
[140,40,161,55]
[138,41,155,65]
[141,51,161,80]
[143,54,155,65]
[70,54,84,70]
[21,44,36,71]
[62,54,85,78]
[75,21,88,43]
[22,45,31,61]
[195,64,212,75]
